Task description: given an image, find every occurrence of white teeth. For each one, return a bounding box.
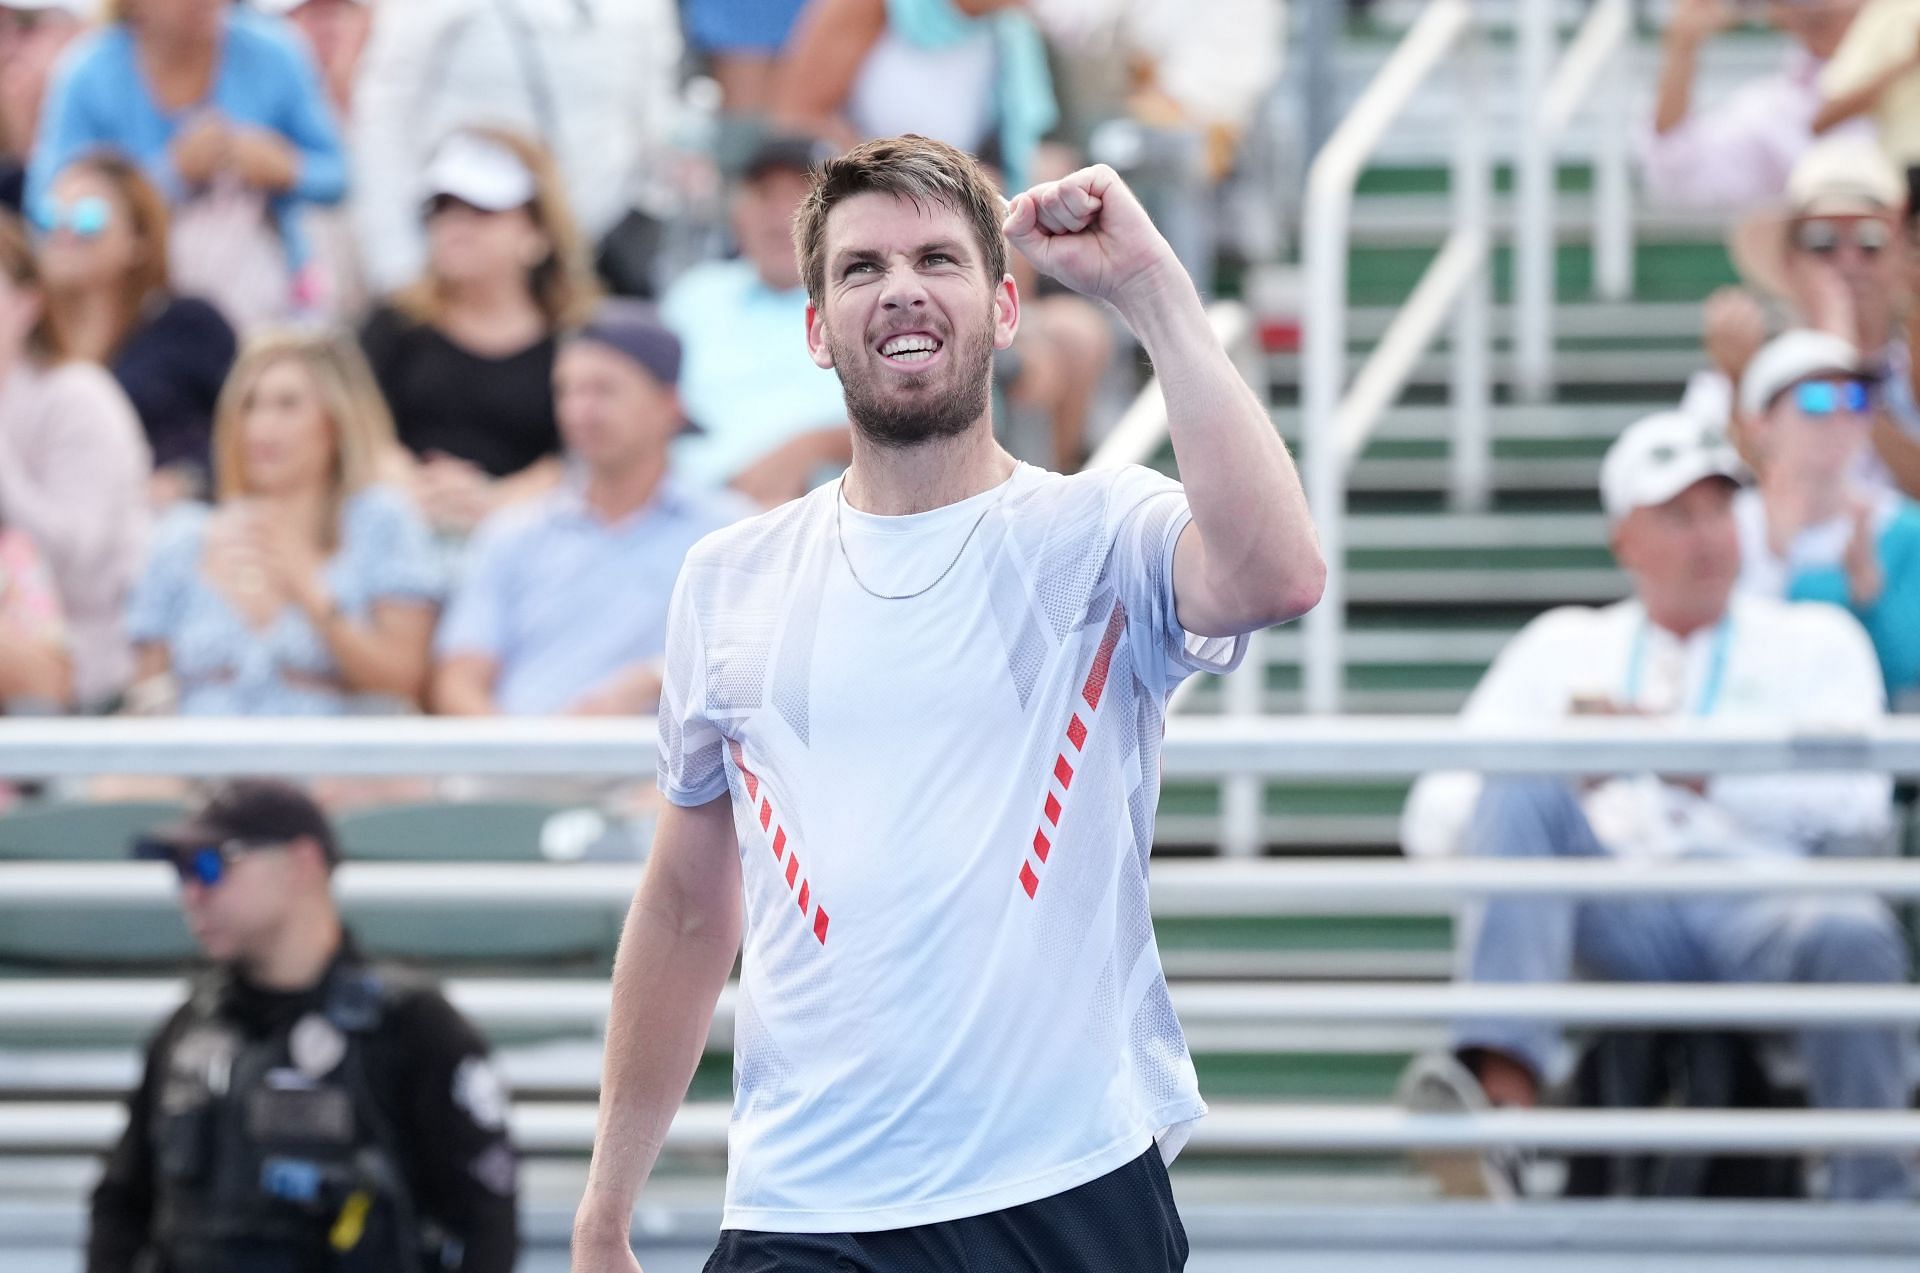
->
[880,334,940,357]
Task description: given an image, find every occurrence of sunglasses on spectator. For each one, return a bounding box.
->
[29,195,112,240]
[1792,218,1891,257]
[1790,378,1874,416]
[132,835,282,888]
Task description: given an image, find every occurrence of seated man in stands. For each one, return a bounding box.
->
[432,301,752,717]
[1398,412,1912,1202]
[660,135,853,506]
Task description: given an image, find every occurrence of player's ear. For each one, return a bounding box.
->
[805,302,835,370]
[992,274,1020,352]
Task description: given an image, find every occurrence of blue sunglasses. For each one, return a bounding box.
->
[132,835,275,887]
[29,195,112,240]
[1793,379,1874,416]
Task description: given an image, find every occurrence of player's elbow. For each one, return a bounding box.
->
[1254,550,1326,627]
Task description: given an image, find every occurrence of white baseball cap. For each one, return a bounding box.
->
[420,133,536,215]
[1599,411,1745,523]
[1738,329,1867,419]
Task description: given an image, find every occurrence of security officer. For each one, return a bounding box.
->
[87,779,519,1273]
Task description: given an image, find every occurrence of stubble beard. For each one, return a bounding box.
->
[827,309,995,451]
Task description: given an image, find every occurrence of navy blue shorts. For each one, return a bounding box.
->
[703,1145,1189,1272]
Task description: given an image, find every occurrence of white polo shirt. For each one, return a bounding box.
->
[1401,594,1891,861]
[656,462,1245,1232]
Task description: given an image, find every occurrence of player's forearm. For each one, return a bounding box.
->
[575,866,740,1237]
[1118,270,1325,629]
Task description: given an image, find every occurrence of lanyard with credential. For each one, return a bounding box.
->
[1621,615,1733,718]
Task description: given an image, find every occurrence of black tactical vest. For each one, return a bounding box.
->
[148,963,422,1273]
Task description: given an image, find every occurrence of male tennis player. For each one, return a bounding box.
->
[572,135,1324,1272]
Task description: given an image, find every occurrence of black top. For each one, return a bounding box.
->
[86,937,520,1273]
[360,304,561,478]
[113,296,237,481]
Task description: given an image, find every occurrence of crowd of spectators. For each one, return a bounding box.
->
[0,0,1280,729]
[1396,0,1920,1202]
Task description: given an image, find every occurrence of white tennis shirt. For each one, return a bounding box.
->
[656,462,1245,1232]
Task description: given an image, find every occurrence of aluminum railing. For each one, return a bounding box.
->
[10,979,1920,1036]
[1301,0,1491,716]
[10,1102,1920,1158]
[1514,0,1636,401]
[0,715,1913,778]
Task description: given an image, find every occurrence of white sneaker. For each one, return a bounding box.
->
[1395,1051,1526,1201]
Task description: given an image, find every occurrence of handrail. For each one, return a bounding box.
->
[9,979,1920,1034]
[16,856,1920,912]
[0,716,1917,776]
[1514,0,1635,401]
[1301,0,1490,715]
[11,1101,1920,1157]
[1085,302,1254,472]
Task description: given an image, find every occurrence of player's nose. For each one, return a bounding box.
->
[877,262,930,311]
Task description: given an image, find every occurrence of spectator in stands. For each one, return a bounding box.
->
[1736,330,1920,706]
[0,211,149,709]
[0,1,93,215]
[96,780,518,1273]
[774,0,1058,192]
[1398,412,1912,1202]
[1644,0,1862,212]
[662,135,852,503]
[350,0,680,300]
[124,328,440,716]
[28,0,345,331]
[0,520,71,709]
[35,152,235,505]
[1725,137,1920,496]
[686,0,812,119]
[432,301,751,717]
[361,128,600,538]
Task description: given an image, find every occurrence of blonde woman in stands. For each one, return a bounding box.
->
[0,210,149,711]
[123,328,441,716]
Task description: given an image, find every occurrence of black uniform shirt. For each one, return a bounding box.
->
[86,939,519,1273]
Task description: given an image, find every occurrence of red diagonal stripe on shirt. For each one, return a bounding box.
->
[1081,600,1127,711]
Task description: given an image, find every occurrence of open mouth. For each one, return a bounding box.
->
[875,331,945,369]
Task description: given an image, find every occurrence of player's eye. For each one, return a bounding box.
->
[924,253,955,266]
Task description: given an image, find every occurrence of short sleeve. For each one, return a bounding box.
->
[656,561,728,806]
[124,506,207,645]
[1103,465,1247,697]
[350,487,445,605]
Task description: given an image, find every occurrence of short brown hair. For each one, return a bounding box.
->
[794,135,1008,308]
[393,126,600,331]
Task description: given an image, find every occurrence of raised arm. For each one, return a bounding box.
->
[1004,166,1325,637]
[571,795,742,1272]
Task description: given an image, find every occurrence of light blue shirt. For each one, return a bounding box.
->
[661,259,849,489]
[127,486,444,716]
[436,477,753,715]
[28,11,347,267]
